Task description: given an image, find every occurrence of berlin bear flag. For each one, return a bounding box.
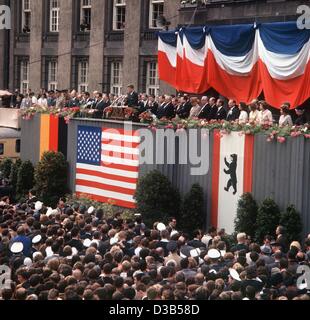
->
[211,131,254,234]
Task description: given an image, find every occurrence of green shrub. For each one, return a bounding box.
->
[34,152,68,206]
[255,198,281,242]
[180,184,205,234]
[280,205,303,243]
[9,159,22,200]
[16,160,34,199]
[234,193,258,240]
[0,158,13,179]
[134,170,181,226]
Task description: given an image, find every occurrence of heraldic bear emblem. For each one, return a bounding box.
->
[224,154,238,195]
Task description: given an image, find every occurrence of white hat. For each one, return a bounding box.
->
[229,268,241,282]
[33,251,42,259]
[83,239,92,248]
[170,230,179,238]
[46,208,53,217]
[157,223,166,232]
[88,206,95,214]
[35,201,43,211]
[11,242,24,254]
[24,257,32,267]
[208,249,221,259]
[32,234,42,244]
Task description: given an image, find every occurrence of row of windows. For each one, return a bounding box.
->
[21,0,164,33]
[18,60,159,96]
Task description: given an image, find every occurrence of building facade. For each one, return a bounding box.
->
[0,0,307,95]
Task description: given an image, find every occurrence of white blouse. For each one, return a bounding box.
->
[279,115,293,127]
[239,110,249,124]
[259,109,273,125]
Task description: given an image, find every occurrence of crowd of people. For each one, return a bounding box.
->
[5,85,309,126]
[0,191,310,301]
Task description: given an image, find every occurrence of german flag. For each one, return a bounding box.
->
[39,114,68,159]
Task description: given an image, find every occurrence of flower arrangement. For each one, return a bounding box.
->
[139,111,154,124]
[148,118,310,144]
[21,105,81,123]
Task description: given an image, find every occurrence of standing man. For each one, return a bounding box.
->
[126,85,139,107]
[227,99,240,122]
[216,99,227,120]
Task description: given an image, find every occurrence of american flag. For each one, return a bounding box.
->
[75,126,140,208]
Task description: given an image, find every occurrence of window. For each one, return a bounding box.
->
[80,0,91,31]
[146,62,159,96]
[0,143,4,156]
[78,61,89,93]
[149,0,164,29]
[110,61,123,96]
[113,0,126,31]
[22,0,31,33]
[16,140,21,154]
[48,61,58,91]
[49,0,60,32]
[20,60,29,94]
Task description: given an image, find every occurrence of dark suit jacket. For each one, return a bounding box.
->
[198,104,211,119]
[187,239,206,249]
[157,103,175,120]
[209,105,218,121]
[147,102,159,115]
[216,107,227,120]
[69,98,80,107]
[227,106,240,122]
[126,91,139,107]
[177,102,192,119]
[94,100,110,118]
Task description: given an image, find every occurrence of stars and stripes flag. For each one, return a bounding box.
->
[75,126,140,209]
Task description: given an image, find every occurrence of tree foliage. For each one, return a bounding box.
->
[255,198,281,242]
[180,184,205,234]
[34,152,68,207]
[134,170,181,225]
[234,193,258,240]
[16,160,34,198]
[280,205,303,243]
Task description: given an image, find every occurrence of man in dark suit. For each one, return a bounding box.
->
[126,85,139,107]
[94,93,110,119]
[216,99,227,120]
[188,230,206,249]
[276,226,289,253]
[147,95,159,115]
[137,93,149,114]
[156,95,175,120]
[198,96,211,120]
[227,99,240,122]
[176,96,192,119]
[68,90,80,107]
[208,97,218,121]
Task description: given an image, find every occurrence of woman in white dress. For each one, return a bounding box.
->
[249,102,260,124]
[279,105,293,127]
[258,101,273,125]
[38,93,48,107]
[238,102,249,124]
[189,97,202,119]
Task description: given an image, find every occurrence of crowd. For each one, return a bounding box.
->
[0,191,310,301]
[6,85,309,126]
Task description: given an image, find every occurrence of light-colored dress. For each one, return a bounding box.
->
[239,110,249,124]
[279,115,293,127]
